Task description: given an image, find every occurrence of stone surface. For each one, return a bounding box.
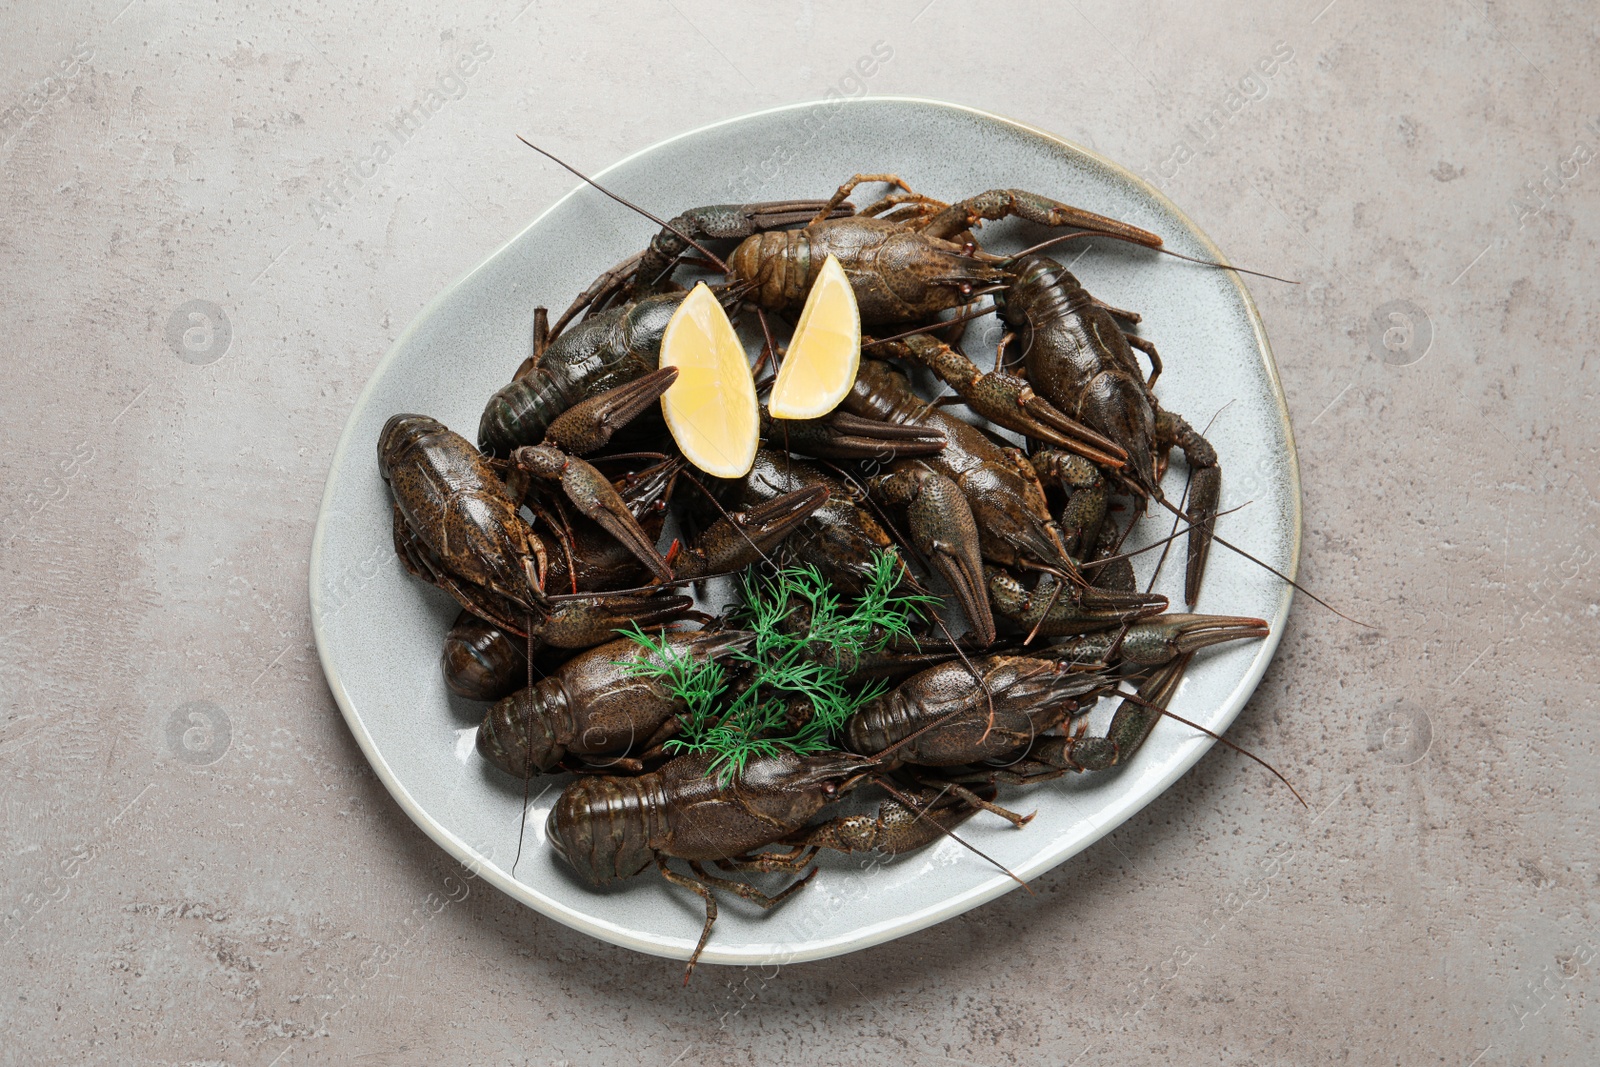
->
[0,2,1595,1064]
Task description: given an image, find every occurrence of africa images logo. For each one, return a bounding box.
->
[0,42,93,146]
[307,42,493,225]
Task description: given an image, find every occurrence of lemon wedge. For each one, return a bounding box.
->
[659,282,759,478]
[767,253,861,420]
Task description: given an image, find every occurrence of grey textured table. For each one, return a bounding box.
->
[2,3,1595,1065]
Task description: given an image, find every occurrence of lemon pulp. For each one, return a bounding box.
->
[767,253,861,420]
[659,282,759,478]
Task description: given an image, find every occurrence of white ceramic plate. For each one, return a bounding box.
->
[309,98,1300,966]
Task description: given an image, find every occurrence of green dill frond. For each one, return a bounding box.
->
[614,623,728,737]
[855,551,940,647]
[624,550,937,779]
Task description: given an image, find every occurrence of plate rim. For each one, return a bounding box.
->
[308,95,1303,965]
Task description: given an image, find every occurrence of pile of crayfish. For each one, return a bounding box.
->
[379,168,1278,979]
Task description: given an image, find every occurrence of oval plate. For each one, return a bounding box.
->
[309,98,1300,966]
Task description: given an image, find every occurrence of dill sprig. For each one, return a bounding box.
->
[618,550,936,781]
[613,624,727,741]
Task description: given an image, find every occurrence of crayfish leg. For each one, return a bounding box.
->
[1123,332,1163,387]
[952,761,1069,789]
[1092,296,1143,325]
[655,854,716,984]
[392,506,538,637]
[391,504,432,583]
[531,306,549,366]
[511,307,552,381]
[784,785,998,856]
[915,779,1033,828]
[813,173,918,223]
[859,191,947,221]
[713,845,818,873]
[688,860,818,910]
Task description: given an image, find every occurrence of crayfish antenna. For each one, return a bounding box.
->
[1116,688,1307,808]
[862,304,1004,348]
[511,619,539,878]
[1126,480,1375,629]
[1006,230,1300,285]
[516,135,731,273]
[1081,502,1252,575]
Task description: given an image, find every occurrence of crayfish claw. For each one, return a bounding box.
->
[759,407,947,460]
[872,465,996,646]
[958,364,1120,459]
[1041,612,1269,670]
[541,367,678,456]
[988,568,1168,638]
[1184,466,1220,607]
[515,445,675,583]
[1140,612,1270,663]
[878,334,1129,466]
[674,485,829,580]
[1013,390,1129,467]
[534,591,695,648]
